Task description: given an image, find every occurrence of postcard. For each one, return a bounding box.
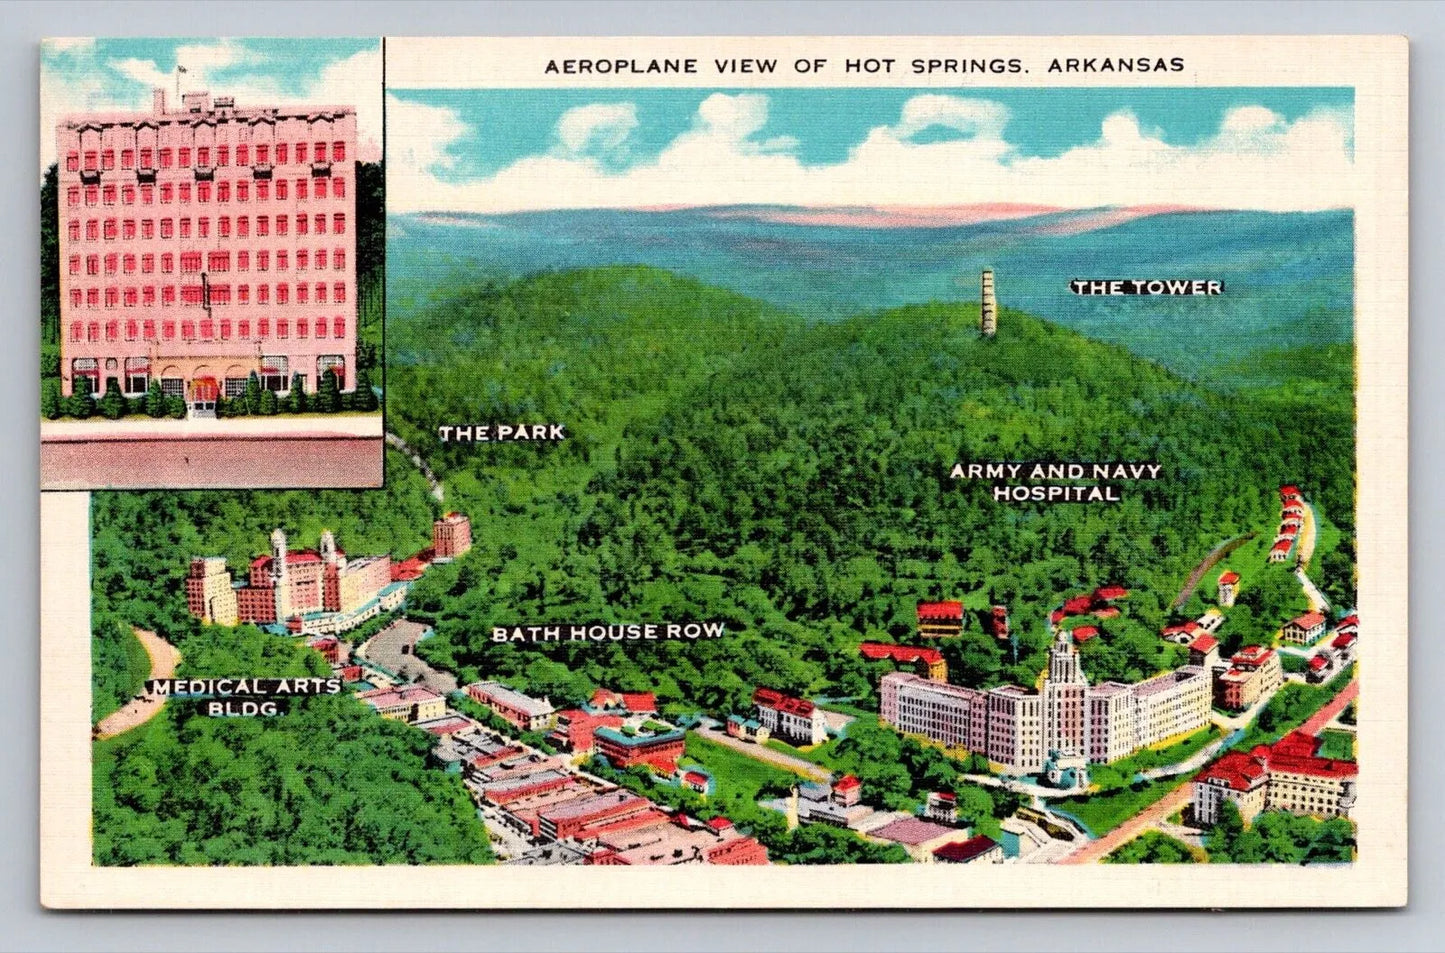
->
[40,38,386,489]
[41,34,1407,908]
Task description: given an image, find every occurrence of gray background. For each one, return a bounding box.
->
[5,1,1438,950]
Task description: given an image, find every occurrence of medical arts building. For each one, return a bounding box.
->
[55,89,358,414]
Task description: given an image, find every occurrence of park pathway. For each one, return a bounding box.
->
[1171,532,1256,610]
[93,628,181,740]
[692,725,831,782]
[386,431,445,502]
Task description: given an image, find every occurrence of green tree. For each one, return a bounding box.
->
[286,373,308,413]
[244,372,263,415]
[316,369,342,413]
[40,163,59,348]
[64,393,93,419]
[41,379,62,419]
[145,381,167,418]
[350,367,379,412]
[165,394,186,419]
[259,389,279,415]
[98,380,127,420]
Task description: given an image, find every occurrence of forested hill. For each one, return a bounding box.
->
[388,266,1354,710]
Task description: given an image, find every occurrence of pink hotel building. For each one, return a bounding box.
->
[56,89,358,412]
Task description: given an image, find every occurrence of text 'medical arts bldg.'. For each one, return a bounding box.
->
[56,89,357,415]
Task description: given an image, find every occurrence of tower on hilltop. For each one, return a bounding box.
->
[980,268,997,337]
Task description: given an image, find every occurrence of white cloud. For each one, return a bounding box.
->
[556,102,637,156]
[44,38,96,56]
[40,41,382,168]
[387,93,1358,215]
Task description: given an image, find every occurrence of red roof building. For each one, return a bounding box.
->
[1331,632,1358,652]
[933,835,1003,864]
[1218,571,1240,585]
[916,601,964,638]
[1071,626,1099,644]
[1093,585,1129,601]
[1063,596,1094,615]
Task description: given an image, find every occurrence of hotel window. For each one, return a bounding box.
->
[314,213,326,234]
[102,149,115,170]
[124,318,137,338]
[121,149,134,169]
[257,215,269,236]
[277,251,289,271]
[332,213,346,234]
[86,289,98,308]
[122,186,135,205]
[181,320,195,339]
[219,216,231,238]
[315,142,327,162]
[258,317,270,336]
[69,321,81,342]
[161,253,174,273]
[142,320,155,339]
[159,148,173,169]
[298,284,309,304]
[237,284,249,304]
[236,145,248,166]
[140,148,153,168]
[316,314,328,337]
[122,254,135,274]
[160,183,173,204]
[296,143,308,164]
[200,217,211,238]
[83,220,96,242]
[142,286,155,306]
[257,252,269,271]
[68,255,80,276]
[104,289,118,309]
[181,284,204,305]
[297,215,309,236]
[161,286,176,306]
[261,355,288,391]
[275,144,287,165]
[217,146,228,167]
[277,215,289,236]
[84,186,98,206]
[332,316,345,338]
[104,253,117,274]
[218,182,230,203]
[67,220,81,243]
[103,185,117,205]
[83,151,97,171]
[197,182,211,203]
[237,181,249,202]
[315,178,328,199]
[257,284,270,304]
[86,318,98,338]
[333,141,345,162]
[179,183,191,203]
[237,216,249,238]
[237,319,250,338]
[162,320,175,339]
[333,178,345,199]
[141,219,154,239]
[66,152,79,172]
[256,144,270,165]
[296,179,308,201]
[237,250,249,271]
[317,282,328,303]
[70,290,83,309]
[124,358,148,394]
[220,319,231,339]
[180,218,192,238]
[141,185,154,205]
[73,358,98,395]
[103,219,117,241]
[208,252,230,272]
[276,180,288,201]
[277,284,289,305]
[333,283,346,303]
[316,249,327,269]
[298,318,308,337]
[277,319,289,338]
[196,147,209,167]
[181,252,202,274]
[297,250,309,271]
[159,218,173,239]
[67,187,80,207]
[122,220,136,240]
[257,180,269,201]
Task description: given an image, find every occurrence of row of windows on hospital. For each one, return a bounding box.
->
[66,176,346,207]
[71,247,347,278]
[71,355,345,397]
[70,315,348,344]
[65,142,346,172]
[69,213,345,243]
[70,281,348,311]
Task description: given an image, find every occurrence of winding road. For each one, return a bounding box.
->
[94,628,181,740]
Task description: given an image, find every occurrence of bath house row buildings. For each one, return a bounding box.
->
[185,514,471,636]
[880,629,1211,776]
[56,89,359,415]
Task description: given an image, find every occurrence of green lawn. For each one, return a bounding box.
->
[763,736,845,768]
[1237,666,1355,751]
[684,733,805,808]
[1087,726,1223,790]
[1317,729,1356,761]
[1051,779,1185,837]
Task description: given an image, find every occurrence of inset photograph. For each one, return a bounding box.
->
[41,38,384,489]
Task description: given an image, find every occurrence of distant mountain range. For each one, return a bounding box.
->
[388,205,1353,382]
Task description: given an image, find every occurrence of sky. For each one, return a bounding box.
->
[387,86,1356,215]
[40,38,381,172]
